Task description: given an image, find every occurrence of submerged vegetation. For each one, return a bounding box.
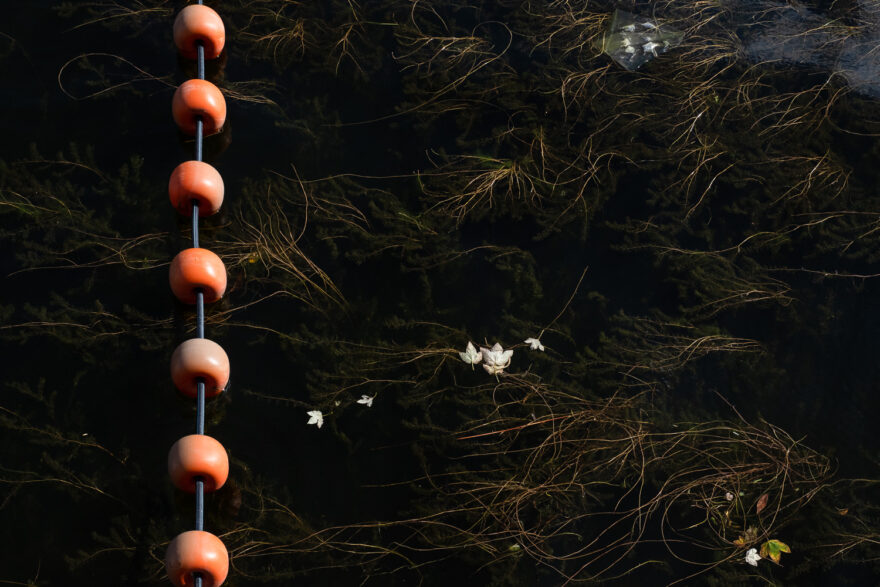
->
[2,0,880,584]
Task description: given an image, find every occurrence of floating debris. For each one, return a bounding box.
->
[306,410,324,429]
[524,337,545,351]
[480,343,513,375]
[459,341,483,367]
[745,548,761,566]
[597,10,683,70]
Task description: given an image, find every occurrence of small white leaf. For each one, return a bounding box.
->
[306,410,324,429]
[524,337,545,351]
[459,341,482,365]
[481,342,513,372]
[356,394,374,407]
[745,548,761,567]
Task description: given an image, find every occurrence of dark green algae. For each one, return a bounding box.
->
[1,0,879,585]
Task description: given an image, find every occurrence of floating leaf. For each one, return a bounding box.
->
[756,493,769,514]
[838,508,849,516]
[524,337,544,351]
[459,342,482,367]
[480,343,513,375]
[734,526,759,547]
[759,539,791,564]
[745,548,761,566]
[306,410,324,429]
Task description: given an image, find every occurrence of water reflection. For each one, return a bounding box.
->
[739,0,880,97]
[2,1,880,586]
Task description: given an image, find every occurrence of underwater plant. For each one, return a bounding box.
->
[3,1,880,586]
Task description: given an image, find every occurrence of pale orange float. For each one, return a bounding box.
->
[172,79,226,135]
[168,434,229,493]
[169,248,227,304]
[170,338,230,398]
[173,5,225,60]
[169,160,224,216]
[165,530,229,587]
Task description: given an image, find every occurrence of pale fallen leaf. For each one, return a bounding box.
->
[745,547,761,567]
[459,342,482,367]
[524,337,544,351]
[306,410,324,429]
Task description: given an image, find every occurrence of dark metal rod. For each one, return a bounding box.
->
[195,118,203,162]
[191,201,200,248]
[196,379,206,435]
[195,478,205,530]
[196,291,205,339]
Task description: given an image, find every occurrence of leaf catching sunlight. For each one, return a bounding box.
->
[759,539,791,564]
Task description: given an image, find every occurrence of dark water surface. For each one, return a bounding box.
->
[2,1,880,585]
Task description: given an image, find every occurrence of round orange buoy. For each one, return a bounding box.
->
[169,161,225,216]
[171,338,230,398]
[169,248,227,304]
[172,80,226,135]
[165,530,229,587]
[168,434,229,493]
[173,5,225,60]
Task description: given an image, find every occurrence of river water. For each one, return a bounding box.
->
[2,1,879,585]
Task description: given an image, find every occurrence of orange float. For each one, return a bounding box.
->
[169,161,225,216]
[169,248,227,304]
[168,434,229,493]
[170,338,230,397]
[165,530,229,587]
[173,5,225,60]
[172,80,226,135]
